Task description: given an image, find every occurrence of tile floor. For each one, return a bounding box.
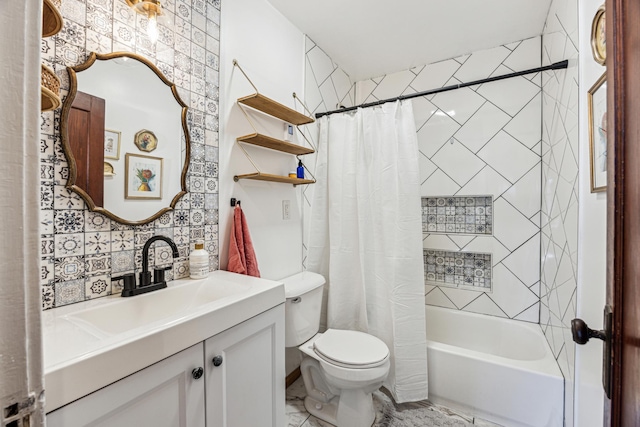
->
[286,377,503,427]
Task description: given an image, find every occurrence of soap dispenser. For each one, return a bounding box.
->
[189,240,209,279]
[297,160,304,179]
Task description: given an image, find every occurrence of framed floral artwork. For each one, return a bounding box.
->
[104,129,121,159]
[588,72,607,193]
[134,129,158,152]
[125,153,163,199]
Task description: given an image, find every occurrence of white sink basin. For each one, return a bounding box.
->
[67,278,250,336]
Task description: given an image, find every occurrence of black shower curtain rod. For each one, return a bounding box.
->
[315,59,569,119]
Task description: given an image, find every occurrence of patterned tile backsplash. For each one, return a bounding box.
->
[421,196,493,235]
[40,0,221,310]
[423,250,492,290]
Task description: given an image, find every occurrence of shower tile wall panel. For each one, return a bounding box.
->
[540,0,579,425]
[355,37,543,323]
[424,250,492,290]
[40,0,221,309]
[422,196,493,235]
[301,36,356,270]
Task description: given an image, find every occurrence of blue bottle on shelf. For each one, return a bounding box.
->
[297,160,304,179]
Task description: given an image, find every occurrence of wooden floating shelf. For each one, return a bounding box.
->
[234,173,315,185]
[237,133,314,155]
[238,93,314,125]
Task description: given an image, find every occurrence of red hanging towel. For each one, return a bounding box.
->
[227,204,260,277]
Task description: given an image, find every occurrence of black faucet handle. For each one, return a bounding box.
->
[153,265,173,284]
[138,270,152,288]
[112,273,137,296]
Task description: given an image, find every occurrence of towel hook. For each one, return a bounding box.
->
[230,198,241,207]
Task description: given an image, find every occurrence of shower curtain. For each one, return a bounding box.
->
[307,101,428,403]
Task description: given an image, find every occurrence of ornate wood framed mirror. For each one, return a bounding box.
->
[60,51,190,225]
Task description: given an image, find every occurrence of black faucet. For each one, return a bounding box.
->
[113,235,180,297]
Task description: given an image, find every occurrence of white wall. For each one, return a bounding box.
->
[219,0,306,281]
[219,0,311,378]
[574,1,607,425]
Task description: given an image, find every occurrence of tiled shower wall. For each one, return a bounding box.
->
[540,0,579,424]
[355,38,543,323]
[40,0,220,309]
[300,36,356,269]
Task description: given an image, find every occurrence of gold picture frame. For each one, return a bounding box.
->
[104,129,121,160]
[588,72,607,193]
[125,153,163,199]
[591,4,606,65]
[104,161,115,176]
[134,129,158,152]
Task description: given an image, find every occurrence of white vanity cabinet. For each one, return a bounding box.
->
[46,305,285,427]
[205,302,285,427]
[46,343,206,427]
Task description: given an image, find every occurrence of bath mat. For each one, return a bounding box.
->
[373,389,474,427]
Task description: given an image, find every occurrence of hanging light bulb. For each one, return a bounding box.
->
[126,0,163,43]
[147,8,159,43]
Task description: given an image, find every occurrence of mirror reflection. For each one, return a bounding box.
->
[61,52,189,225]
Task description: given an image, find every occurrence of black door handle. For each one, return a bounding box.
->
[571,318,606,344]
[571,306,613,399]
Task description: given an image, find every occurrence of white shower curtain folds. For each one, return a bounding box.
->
[307,101,428,403]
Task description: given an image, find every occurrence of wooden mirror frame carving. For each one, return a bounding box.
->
[60,51,190,225]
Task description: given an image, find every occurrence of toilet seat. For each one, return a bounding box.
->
[313,329,389,369]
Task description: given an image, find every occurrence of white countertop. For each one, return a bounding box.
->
[42,271,285,412]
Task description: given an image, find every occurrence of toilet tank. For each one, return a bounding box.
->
[281,271,325,347]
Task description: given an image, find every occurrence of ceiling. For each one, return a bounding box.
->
[266,0,553,81]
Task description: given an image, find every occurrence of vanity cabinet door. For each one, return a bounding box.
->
[46,343,206,427]
[204,305,285,427]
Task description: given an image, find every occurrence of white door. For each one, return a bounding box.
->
[204,305,285,427]
[47,343,206,427]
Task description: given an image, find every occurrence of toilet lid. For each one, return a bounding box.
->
[313,329,389,368]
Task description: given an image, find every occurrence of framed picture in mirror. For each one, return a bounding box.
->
[588,72,607,193]
[104,161,115,176]
[591,4,606,65]
[104,129,121,160]
[125,153,163,199]
[134,129,158,152]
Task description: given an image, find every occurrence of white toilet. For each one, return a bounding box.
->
[282,271,390,427]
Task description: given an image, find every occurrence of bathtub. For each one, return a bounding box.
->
[425,306,564,427]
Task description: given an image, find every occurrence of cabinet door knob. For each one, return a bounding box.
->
[212,355,223,367]
[192,367,204,379]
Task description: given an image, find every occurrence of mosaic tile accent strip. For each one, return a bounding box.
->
[421,196,493,235]
[424,250,492,290]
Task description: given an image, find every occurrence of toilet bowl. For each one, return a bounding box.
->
[299,329,390,427]
[282,272,390,427]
